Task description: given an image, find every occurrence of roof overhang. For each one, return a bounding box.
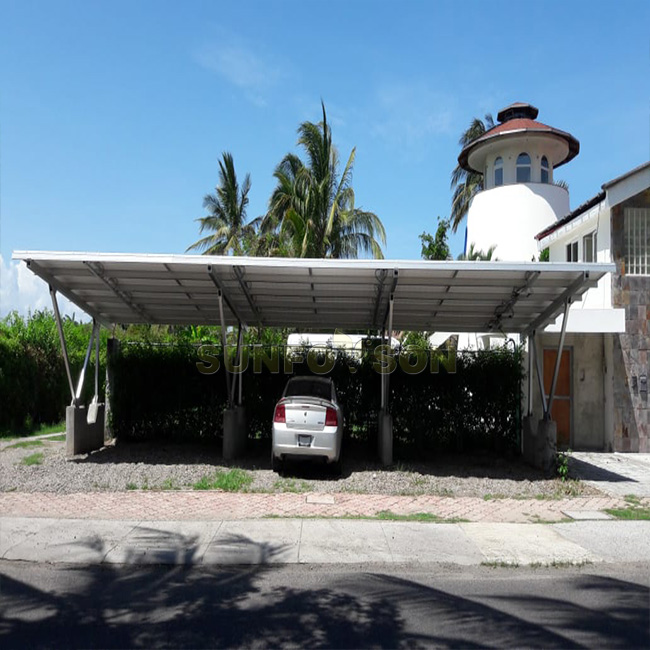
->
[12,251,614,335]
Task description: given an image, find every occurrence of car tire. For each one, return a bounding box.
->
[272,455,283,474]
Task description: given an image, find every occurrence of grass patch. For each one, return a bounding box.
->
[376,510,468,523]
[264,511,468,523]
[605,505,650,520]
[1,421,65,440]
[21,452,45,466]
[126,482,138,490]
[481,560,520,568]
[530,514,572,524]
[273,478,312,493]
[4,440,45,451]
[193,468,253,492]
[47,434,66,442]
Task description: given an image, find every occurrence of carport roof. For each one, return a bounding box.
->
[12,251,614,335]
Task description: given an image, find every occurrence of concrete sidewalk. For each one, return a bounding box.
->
[2,515,649,567]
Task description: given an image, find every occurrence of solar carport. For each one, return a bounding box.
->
[13,251,614,466]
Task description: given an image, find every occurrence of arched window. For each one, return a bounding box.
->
[516,153,531,183]
[494,157,503,186]
[541,156,549,183]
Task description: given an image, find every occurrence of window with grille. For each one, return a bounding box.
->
[625,208,650,275]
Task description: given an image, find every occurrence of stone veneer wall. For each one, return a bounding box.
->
[610,188,650,451]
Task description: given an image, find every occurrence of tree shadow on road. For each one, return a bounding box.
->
[1,532,648,649]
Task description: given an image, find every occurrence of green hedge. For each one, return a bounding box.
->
[0,311,107,434]
[109,343,523,453]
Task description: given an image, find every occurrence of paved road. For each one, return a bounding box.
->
[1,560,647,648]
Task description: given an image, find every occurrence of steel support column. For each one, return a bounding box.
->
[527,334,534,417]
[230,322,244,406]
[217,290,232,408]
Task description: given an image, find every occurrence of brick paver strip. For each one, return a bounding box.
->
[0,492,631,523]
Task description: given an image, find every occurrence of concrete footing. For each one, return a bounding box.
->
[223,406,247,460]
[536,419,557,474]
[522,416,537,466]
[65,404,106,457]
[378,409,393,466]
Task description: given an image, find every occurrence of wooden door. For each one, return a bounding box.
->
[543,349,572,449]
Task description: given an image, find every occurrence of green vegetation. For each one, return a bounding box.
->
[450,113,494,231]
[21,452,45,466]
[193,468,253,492]
[457,242,498,261]
[419,217,451,261]
[556,449,571,482]
[375,510,468,523]
[126,482,138,490]
[606,495,650,520]
[188,103,386,260]
[259,102,385,259]
[113,342,523,455]
[273,478,312,493]
[186,152,255,256]
[47,434,66,442]
[1,420,66,441]
[481,560,520,568]
[4,440,45,451]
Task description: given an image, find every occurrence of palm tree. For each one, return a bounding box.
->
[450,113,494,232]
[187,152,255,255]
[264,103,386,259]
[457,242,498,261]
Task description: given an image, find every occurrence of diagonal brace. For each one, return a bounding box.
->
[208,266,246,327]
[50,286,77,405]
[84,261,151,322]
[546,298,571,419]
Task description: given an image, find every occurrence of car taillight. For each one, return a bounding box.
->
[325,407,338,426]
[274,404,286,423]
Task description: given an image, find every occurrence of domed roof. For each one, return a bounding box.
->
[458,103,579,173]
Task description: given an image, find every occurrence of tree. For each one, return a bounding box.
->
[263,102,386,259]
[457,242,498,261]
[420,217,451,260]
[187,152,255,255]
[450,113,494,232]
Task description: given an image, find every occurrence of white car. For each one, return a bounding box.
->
[271,376,343,473]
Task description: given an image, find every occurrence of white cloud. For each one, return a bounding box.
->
[371,82,456,155]
[194,35,285,106]
[0,254,83,321]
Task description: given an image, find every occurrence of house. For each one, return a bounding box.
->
[536,161,650,452]
[458,101,649,453]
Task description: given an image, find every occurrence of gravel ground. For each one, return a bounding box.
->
[0,436,602,499]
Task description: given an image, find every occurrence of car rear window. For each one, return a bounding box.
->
[284,379,331,400]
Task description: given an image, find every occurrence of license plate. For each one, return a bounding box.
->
[298,435,312,447]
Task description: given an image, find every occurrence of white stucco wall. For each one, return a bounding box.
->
[542,200,625,333]
[466,183,570,261]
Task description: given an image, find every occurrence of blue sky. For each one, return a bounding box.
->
[1,0,649,316]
